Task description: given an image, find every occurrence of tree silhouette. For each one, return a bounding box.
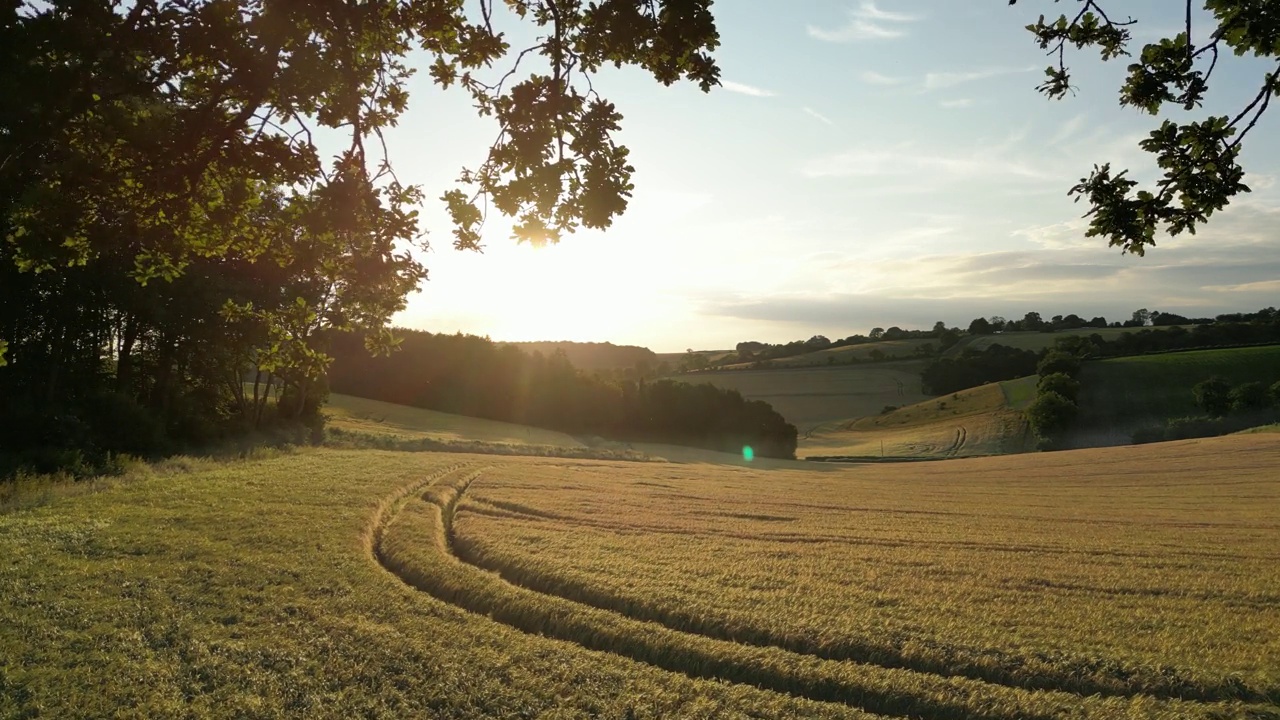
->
[0,1,721,467]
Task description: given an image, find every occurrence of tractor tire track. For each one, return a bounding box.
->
[370,467,1260,720]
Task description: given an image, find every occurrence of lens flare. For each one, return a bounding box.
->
[742,445,754,462]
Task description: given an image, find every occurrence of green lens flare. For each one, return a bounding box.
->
[742,446,754,462]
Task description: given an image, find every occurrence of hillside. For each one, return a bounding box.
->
[1070,345,1280,447]
[801,379,1033,459]
[326,393,585,448]
[674,360,932,432]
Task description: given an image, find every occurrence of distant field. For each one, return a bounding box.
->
[5,437,1278,718]
[654,349,736,366]
[1072,345,1280,446]
[801,381,1031,458]
[326,392,583,447]
[675,360,931,432]
[953,326,1194,354]
[718,339,937,369]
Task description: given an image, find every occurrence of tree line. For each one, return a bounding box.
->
[328,331,798,459]
[918,308,1280,397]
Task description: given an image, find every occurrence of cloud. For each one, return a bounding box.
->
[803,107,835,126]
[1049,113,1088,146]
[939,98,974,109]
[721,80,775,97]
[694,204,1280,337]
[1202,279,1280,293]
[808,2,922,42]
[859,70,906,86]
[923,66,1035,91]
[801,142,1054,183]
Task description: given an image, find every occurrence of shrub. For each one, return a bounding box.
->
[1193,377,1232,417]
[1130,425,1166,445]
[1230,381,1270,412]
[1036,372,1080,403]
[1272,380,1280,407]
[1036,350,1081,378]
[1027,391,1077,440]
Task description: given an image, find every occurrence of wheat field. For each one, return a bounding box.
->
[2,434,1278,718]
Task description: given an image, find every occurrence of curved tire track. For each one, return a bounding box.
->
[371,467,1264,720]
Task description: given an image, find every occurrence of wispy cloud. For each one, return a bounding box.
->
[939,98,974,109]
[803,107,835,126]
[808,2,922,42]
[721,80,775,97]
[801,142,1054,183]
[923,66,1035,91]
[1202,279,1280,293]
[1049,113,1088,145]
[859,70,906,86]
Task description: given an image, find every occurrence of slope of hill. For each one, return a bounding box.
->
[1070,345,1280,447]
[674,360,931,432]
[800,380,1033,459]
[326,393,585,448]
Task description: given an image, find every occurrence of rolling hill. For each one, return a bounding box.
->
[326,392,585,448]
[801,378,1034,459]
[1070,345,1280,447]
[673,360,932,433]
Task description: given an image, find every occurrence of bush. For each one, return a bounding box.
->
[1130,425,1166,445]
[1036,372,1079,403]
[1027,391,1077,440]
[1193,377,1232,417]
[80,391,167,455]
[1272,380,1280,407]
[1036,351,1081,378]
[1230,381,1270,412]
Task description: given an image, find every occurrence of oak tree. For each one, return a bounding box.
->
[0,1,721,461]
[1012,0,1279,254]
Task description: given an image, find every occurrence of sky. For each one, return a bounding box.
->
[377,1,1280,352]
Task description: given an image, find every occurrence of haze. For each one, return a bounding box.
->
[382,1,1280,352]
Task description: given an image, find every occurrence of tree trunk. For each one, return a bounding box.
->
[116,315,138,395]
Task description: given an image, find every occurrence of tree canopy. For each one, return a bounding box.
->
[1011,0,1279,255]
[0,1,720,468]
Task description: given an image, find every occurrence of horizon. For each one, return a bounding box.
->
[375,1,1280,354]
[453,299,1274,354]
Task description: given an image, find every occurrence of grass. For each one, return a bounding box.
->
[1000,375,1039,410]
[1072,345,1280,446]
[801,382,1031,459]
[325,392,584,447]
[675,360,932,433]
